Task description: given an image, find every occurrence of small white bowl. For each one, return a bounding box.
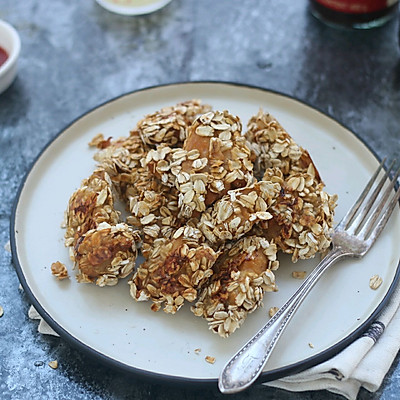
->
[96,0,173,16]
[0,19,21,95]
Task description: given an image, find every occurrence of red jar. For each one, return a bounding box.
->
[309,0,399,29]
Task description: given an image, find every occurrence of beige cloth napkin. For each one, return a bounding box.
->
[3,240,61,337]
[265,283,400,399]
[28,306,60,337]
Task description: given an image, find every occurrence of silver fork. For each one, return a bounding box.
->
[219,159,400,394]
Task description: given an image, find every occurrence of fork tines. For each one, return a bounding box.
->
[340,158,400,243]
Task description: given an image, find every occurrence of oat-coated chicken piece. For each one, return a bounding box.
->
[74,222,139,286]
[90,130,148,203]
[180,110,255,206]
[126,168,182,259]
[257,167,337,262]
[136,99,212,147]
[64,168,120,250]
[129,226,219,314]
[199,180,280,247]
[244,111,337,261]
[245,109,321,180]
[64,167,140,286]
[191,236,279,338]
[143,110,254,219]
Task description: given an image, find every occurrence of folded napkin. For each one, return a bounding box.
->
[265,282,400,400]
[28,306,59,337]
[3,240,61,336]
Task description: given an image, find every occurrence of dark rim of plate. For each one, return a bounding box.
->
[9,81,400,388]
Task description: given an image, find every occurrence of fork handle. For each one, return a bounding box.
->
[219,247,346,394]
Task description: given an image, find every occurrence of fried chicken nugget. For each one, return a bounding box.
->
[64,168,140,285]
[91,130,148,203]
[74,222,139,286]
[191,236,278,337]
[129,226,219,314]
[245,109,321,180]
[136,99,212,147]
[144,110,254,219]
[243,111,337,261]
[199,180,280,246]
[64,168,120,249]
[126,168,182,258]
[258,167,337,262]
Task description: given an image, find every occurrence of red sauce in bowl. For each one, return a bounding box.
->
[0,46,9,67]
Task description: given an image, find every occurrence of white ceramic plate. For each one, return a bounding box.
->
[11,82,400,384]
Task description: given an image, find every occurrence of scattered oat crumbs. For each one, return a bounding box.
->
[51,261,69,280]
[48,360,58,369]
[88,133,104,146]
[4,241,11,253]
[308,342,314,349]
[88,133,112,149]
[369,275,383,290]
[194,348,201,355]
[0,306,4,318]
[205,356,215,364]
[292,271,307,279]
[269,307,278,318]
[60,211,67,229]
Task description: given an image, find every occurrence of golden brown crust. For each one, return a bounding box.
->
[143,110,254,219]
[137,100,212,147]
[125,167,183,258]
[64,168,140,285]
[64,169,120,248]
[199,181,280,246]
[129,230,219,314]
[191,236,278,337]
[92,130,148,203]
[245,109,321,180]
[74,223,139,286]
[258,167,337,262]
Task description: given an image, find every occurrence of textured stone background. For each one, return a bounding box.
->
[0,1,399,399]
